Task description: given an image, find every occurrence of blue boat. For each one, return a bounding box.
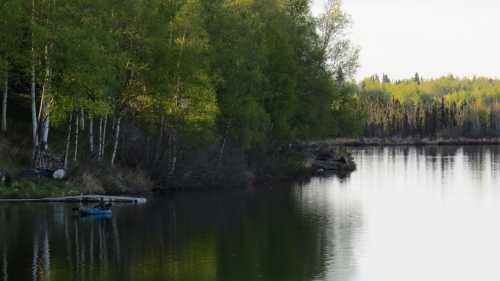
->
[79,207,112,216]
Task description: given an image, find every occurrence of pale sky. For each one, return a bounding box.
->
[312,0,500,81]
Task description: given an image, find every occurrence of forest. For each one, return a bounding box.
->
[358,74,500,138]
[0,0,360,190]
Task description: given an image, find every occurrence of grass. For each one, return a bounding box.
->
[0,179,81,198]
[0,138,79,198]
[0,168,155,199]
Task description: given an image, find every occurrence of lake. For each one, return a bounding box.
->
[1,146,500,281]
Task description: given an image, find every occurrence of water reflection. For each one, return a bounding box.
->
[2,146,500,281]
[0,191,335,281]
[310,146,500,281]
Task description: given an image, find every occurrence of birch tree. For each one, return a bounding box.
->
[51,0,115,161]
[30,0,38,149]
[0,1,16,134]
[1,72,6,133]
[317,0,359,79]
[38,0,56,149]
[64,113,73,169]
[0,0,365,172]
[89,114,94,154]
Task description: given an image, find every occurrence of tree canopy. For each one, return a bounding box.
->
[0,0,359,176]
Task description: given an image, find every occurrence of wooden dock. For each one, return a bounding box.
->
[0,194,147,204]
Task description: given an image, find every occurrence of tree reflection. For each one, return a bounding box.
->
[463,146,488,181]
[215,189,332,281]
[0,187,343,281]
[4,146,497,281]
[1,207,7,281]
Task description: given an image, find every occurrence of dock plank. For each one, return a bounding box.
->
[0,194,147,204]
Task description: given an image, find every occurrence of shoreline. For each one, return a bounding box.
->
[311,137,500,146]
[4,137,497,200]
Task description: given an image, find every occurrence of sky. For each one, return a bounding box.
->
[312,0,500,81]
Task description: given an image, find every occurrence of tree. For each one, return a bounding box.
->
[358,75,500,137]
[30,0,38,150]
[0,0,364,175]
[414,72,421,85]
[317,0,359,79]
[336,66,345,82]
[382,74,391,84]
[0,0,22,133]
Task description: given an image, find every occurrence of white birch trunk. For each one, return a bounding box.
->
[80,108,85,131]
[74,114,79,161]
[40,103,49,150]
[111,117,116,132]
[101,117,107,160]
[39,41,51,150]
[217,134,227,167]
[31,0,38,149]
[64,113,73,169]
[40,0,56,149]
[89,114,94,154]
[98,118,103,160]
[110,116,121,166]
[2,72,7,133]
[169,132,177,176]
[154,115,165,163]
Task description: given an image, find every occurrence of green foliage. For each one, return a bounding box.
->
[359,75,500,137]
[203,0,360,145]
[1,0,360,168]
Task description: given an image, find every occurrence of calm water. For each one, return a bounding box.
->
[2,146,500,281]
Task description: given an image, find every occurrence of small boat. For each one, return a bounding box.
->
[79,207,112,216]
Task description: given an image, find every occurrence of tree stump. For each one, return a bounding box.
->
[33,145,64,171]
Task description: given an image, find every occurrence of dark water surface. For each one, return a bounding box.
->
[2,146,500,281]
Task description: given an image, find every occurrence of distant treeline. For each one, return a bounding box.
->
[0,0,360,187]
[358,74,500,138]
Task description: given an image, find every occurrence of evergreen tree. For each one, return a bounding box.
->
[414,72,421,85]
[382,74,391,84]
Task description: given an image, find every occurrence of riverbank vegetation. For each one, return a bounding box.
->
[0,0,360,193]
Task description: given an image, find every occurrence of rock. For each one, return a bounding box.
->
[53,169,66,180]
[311,149,356,172]
[293,142,357,175]
[0,170,10,186]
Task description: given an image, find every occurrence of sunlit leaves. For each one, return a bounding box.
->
[359,75,500,136]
